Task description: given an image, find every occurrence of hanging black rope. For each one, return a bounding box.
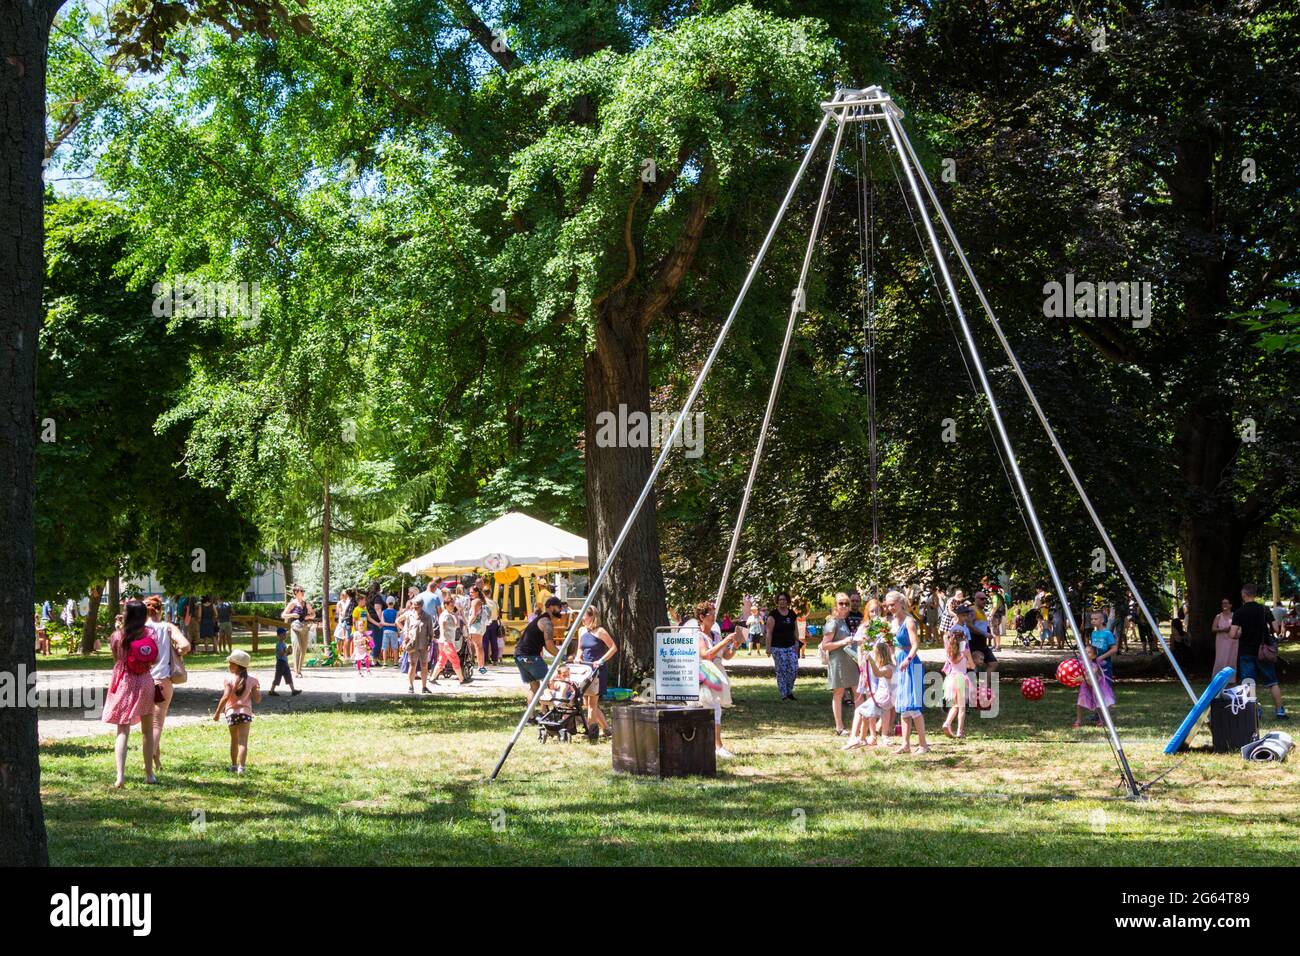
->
[856,121,882,598]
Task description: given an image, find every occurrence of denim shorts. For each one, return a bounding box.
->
[382,630,400,652]
[1238,654,1278,688]
[515,655,549,683]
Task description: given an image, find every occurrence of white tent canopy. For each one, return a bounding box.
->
[397,512,589,578]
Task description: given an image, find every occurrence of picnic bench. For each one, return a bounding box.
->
[230,615,295,652]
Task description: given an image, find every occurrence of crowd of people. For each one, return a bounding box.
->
[89,571,1292,785]
[672,585,1011,758]
[667,578,1293,759]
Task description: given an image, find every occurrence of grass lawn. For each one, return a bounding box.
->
[40,674,1300,866]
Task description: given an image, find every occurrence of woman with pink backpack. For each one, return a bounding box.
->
[101,599,161,788]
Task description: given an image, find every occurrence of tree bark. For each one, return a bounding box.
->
[583,307,668,680]
[1174,396,1244,668]
[107,564,120,621]
[321,480,330,633]
[278,546,294,593]
[80,584,102,654]
[0,0,56,866]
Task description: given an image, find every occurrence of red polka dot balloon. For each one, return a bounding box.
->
[1020,677,1045,701]
[1056,658,1085,689]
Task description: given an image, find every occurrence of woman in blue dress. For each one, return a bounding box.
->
[578,606,618,740]
[885,590,930,753]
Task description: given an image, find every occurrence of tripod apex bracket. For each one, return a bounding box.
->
[821,85,904,122]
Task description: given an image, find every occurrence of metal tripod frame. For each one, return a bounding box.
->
[492,88,1174,797]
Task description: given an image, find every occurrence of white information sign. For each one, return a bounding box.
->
[654,627,700,703]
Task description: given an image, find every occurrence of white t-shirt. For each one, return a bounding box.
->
[438,609,460,646]
[148,620,173,681]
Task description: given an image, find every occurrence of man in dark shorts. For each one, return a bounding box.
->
[516,596,562,697]
[1232,582,1288,720]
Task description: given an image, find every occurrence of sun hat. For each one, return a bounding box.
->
[227,649,252,668]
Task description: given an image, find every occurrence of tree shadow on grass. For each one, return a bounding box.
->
[46,765,1298,866]
[42,674,1298,866]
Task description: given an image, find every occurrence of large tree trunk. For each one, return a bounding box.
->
[0,0,56,867]
[1174,396,1244,668]
[321,481,330,634]
[80,584,102,654]
[107,564,120,621]
[278,546,294,593]
[583,309,668,681]
[1180,516,1242,667]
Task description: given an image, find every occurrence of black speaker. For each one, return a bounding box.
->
[1209,695,1259,754]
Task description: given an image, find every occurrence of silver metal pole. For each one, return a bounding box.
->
[879,104,1141,799]
[489,109,835,780]
[713,116,847,612]
[890,123,1197,706]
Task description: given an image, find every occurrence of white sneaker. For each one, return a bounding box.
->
[715,747,735,759]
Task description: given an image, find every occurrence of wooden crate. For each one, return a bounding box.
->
[611,704,716,778]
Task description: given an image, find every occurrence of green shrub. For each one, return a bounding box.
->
[231,601,285,618]
[42,619,96,654]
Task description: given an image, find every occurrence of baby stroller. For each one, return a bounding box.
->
[536,662,597,743]
[1015,609,1042,647]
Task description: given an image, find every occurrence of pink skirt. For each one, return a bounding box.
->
[101,664,153,725]
[1077,671,1115,711]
